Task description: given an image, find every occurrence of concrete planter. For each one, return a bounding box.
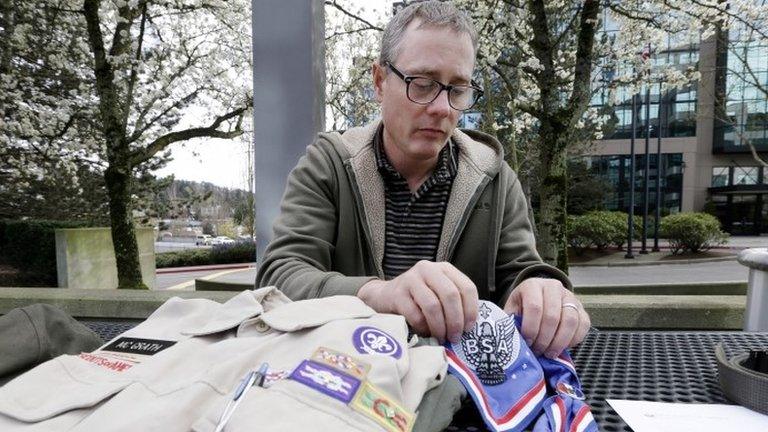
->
[55,227,156,289]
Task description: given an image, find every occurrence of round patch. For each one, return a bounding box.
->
[556,381,586,400]
[352,326,402,359]
[450,301,521,386]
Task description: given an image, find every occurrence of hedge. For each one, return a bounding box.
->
[0,219,92,286]
[568,211,643,252]
[156,240,256,268]
[660,212,729,254]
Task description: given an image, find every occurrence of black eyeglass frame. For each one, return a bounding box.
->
[385,62,484,111]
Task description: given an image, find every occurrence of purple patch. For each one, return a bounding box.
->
[352,326,402,359]
[289,360,361,403]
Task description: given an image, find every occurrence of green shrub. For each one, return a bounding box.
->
[156,240,256,268]
[660,212,728,254]
[568,211,643,252]
[0,219,92,286]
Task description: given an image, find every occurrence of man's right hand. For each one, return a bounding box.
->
[356,261,478,343]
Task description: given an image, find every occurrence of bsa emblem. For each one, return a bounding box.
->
[556,381,586,400]
[352,326,402,359]
[450,301,520,385]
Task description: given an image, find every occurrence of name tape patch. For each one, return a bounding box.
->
[102,337,176,356]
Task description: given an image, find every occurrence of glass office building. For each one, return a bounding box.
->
[584,18,768,235]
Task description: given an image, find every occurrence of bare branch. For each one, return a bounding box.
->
[130,102,251,166]
[325,0,383,31]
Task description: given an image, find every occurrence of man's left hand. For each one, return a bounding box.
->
[503,277,590,359]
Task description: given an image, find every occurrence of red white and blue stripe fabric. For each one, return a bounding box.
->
[444,303,597,432]
[531,352,598,432]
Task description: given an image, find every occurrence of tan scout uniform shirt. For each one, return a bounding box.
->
[0,288,447,431]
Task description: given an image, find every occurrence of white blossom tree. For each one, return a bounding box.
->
[1,0,252,288]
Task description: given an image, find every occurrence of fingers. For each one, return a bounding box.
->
[543,302,580,358]
[517,283,543,346]
[395,293,430,336]
[530,284,562,356]
[392,261,478,343]
[441,264,479,332]
[422,269,464,343]
[410,282,448,341]
[509,278,592,358]
[570,305,591,348]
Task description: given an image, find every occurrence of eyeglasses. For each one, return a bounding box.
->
[386,62,483,111]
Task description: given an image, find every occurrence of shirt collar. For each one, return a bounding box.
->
[373,124,457,184]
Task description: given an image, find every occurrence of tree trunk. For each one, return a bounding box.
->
[105,164,147,289]
[536,123,569,273]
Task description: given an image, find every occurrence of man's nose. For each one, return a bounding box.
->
[426,89,453,116]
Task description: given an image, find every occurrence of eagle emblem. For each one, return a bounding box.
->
[451,301,520,386]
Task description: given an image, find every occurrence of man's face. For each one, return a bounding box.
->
[373,21,475,166]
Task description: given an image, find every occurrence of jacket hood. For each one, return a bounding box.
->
[332,118,504,178]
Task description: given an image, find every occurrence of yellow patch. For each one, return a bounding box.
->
[350,381,415,432]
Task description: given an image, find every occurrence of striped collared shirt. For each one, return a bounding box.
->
[373,126,458,280]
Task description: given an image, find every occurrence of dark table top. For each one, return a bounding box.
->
[81,321,768,432]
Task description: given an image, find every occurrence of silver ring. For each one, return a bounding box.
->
[562,302,579,312]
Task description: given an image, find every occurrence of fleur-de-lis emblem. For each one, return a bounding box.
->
[366,333,393,352]
[352,326,403,359]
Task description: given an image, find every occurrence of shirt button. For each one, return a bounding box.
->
[254,320,270,333]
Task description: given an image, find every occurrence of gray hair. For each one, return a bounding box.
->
[378,1,478,66]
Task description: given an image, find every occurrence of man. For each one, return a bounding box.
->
[257,1,589,360]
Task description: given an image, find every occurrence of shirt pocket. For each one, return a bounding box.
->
[189,380,383,432]
[0,354,133,423]
[257,295,376,332]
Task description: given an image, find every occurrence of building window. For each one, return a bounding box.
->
[711,167,730,187]
[714,29,768,153]
[733,167,760,185]
[578,153,683,215]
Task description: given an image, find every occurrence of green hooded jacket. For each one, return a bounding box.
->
[256,120,570,305]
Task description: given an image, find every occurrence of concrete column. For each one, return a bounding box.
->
[252,0,325,262]
[738,248,768,331]
[692,34,719,212]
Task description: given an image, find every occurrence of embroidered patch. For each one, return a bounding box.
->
[449,302,520,385]
[311,346,370,380]
[78,353,133,373]
[289,360,361,403]
[556,381,586,400]
[352,326,402,359]
[351,381,414,432]
[263,368,290,387]
[101,337,176,356]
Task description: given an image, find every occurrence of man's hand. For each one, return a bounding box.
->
[357,261,478,343]
[503,277,590,359]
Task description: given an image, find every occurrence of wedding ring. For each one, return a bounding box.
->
[562,302,580,312]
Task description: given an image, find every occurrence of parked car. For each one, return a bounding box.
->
[195,234,212,246]
[211,236,235,245]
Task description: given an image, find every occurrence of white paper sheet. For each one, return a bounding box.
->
[607,399,768,432]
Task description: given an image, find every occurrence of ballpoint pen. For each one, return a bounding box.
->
[213,362,269,432]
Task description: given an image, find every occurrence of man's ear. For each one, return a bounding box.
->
[372,62,384,102]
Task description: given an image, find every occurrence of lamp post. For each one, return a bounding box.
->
[641,81,651,254]
[626,91,637,259]
[653,79,665,252]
